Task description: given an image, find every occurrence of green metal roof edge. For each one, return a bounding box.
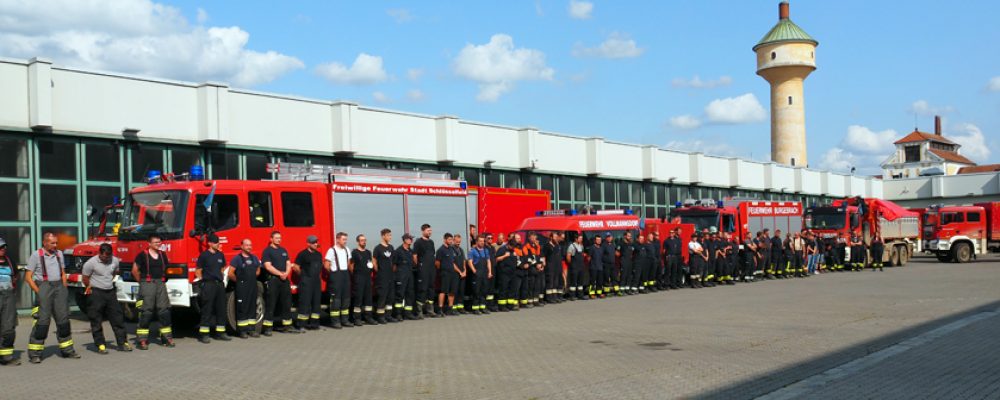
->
[753,19,818,51]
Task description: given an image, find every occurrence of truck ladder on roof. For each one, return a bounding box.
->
[265,162,452,183]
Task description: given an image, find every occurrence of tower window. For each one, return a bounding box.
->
[788,96,793,105]
[790,158,796,167]
[811,51,814,59]
[771,52,776,60]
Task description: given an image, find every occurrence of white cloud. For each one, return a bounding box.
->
[989,77,1000,92]
[572,32,644,59]
[406,68,424,81]
[949,123,991,162]
[668,115,702,130]
[704,93,767,124]
[672,75,732,89]
[386,8,413,23]
[315,53,388,85]
[407,89,425,102]
[196,8,208,24]
[372,91,390,103]
[0,0,303,87]
[664,139,740,157]
[909,100,954,117]
[453,34,554,102]
[818,125,900,174]
[567,0,593,19]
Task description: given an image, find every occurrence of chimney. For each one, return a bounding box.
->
[779,1,789,20]
[934,115,942,136]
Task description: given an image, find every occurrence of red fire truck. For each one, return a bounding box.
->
[517,210,694,262]
[63,202,123,306]
[469,186,551,238]
[921,202,1000,263]
[112,163,523,331]
[669,198,803,239]
[805,197,919,266]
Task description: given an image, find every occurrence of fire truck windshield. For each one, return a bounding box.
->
[119,190,190,240]
[678,213,719,232]
[806,211,845,229]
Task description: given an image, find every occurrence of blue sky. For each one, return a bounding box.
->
[1,0,997,175]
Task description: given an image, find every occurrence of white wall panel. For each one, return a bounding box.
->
[600,142,643,178]
[772,165,795,191]
[0,62,29,128]
[655,150,691,183]
[738,160,766,190]
[452,122,519,168]
[228,91,333,151]
[535,133,587,175]
[352,108,436,161]
[800,169,822,194]
[699,155,730,187]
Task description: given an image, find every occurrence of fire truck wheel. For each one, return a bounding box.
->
[121,303,138,322]
[890,249,901,267]
[952,242,972,263]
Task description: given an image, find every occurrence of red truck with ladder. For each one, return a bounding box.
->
[63,202,124,306]
[669,198,803,239]
[111,163,546,330]
[921,202,1000,263]
[805,197,919,266]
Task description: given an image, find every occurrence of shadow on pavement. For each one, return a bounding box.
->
[691,299,1000,400]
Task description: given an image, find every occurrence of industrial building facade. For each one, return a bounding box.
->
[0,56,883,267]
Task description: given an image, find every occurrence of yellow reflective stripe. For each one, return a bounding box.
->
[215,326,226,332]
[136,329,150,335]
[363,306,373,312]
[297,315,309,320]
[160,327,172,334]
[135,300,143,308]
[59,340,74,348]
[330,311,341,317]
[281,319,293,325]
[310,314,320,319]
[394,303,404,308]
[262,321,274,327]
[404,306,413,311]
[199,327,211,333]
[498,300,507,305]
[237,322,250,327]
[28,344,45,351]
[486,295,494,300]
[0,348,13,356]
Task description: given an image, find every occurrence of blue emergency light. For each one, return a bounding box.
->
[460,181,468,190]
[624,209,634,215]
[675,201,683,208]
[146,170,161,184]
[190,165,205,181]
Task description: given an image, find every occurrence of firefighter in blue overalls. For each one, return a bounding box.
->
[228,238,261,338]
[27,232,81,362]
[0,237,20,365]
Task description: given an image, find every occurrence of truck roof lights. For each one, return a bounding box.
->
[146,170,161,184]
[190,165,205,181]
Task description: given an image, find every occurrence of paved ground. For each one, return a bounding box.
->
[2,255,999,400]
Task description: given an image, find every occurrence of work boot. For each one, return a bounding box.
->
[0,355,21,366]
[262,328,273,337]
[199,335,211,344]
[137,340,149,350]
[97,344,109,354]
[62,349,81,359]
[238,331,249,339]
[162,337,176,348]
[341,315,354,327]
[118,342,133,352]
[28,355,41,364]
[213,333,232,341]
[376,314,387,324]
[364,312,377,325]
[330,318,342,330]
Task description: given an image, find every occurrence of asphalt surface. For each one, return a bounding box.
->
[1,255,999,400]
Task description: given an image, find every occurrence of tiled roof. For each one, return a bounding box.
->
[958,164,1000,174]
[928,148,975,165]
[894,130,957,145]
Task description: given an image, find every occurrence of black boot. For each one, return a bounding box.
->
[365,312,377,325]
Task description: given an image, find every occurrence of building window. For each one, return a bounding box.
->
[245,153,270,181]
[85,143,120,182]
[0,183,30,221]
[771,52,776,60]
[209,151,239,179]
[904,145,920,163]
[130,145,164,183]
[0,137,29,178]
[38,140,76,181]
[40,184,77,222]
[788,96,793,105]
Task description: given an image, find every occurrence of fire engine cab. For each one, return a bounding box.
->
[517,209,642,244]
[670,198,803,239]
[922,202,1000,262]
[113,163,474,330]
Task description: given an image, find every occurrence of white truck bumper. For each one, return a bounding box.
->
[116,278,193,307]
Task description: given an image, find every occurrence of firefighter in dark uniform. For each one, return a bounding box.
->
[699,230,715,287]
[228,239,261,338]
[393,234,417,320]
[495,235,517,310]
[542,232,564,303]
[649,232,663,292]
[294,235,324,330]
[452,234,468,313]
[665,229,683,289]
[688,233,705,288]
[618,232,635,295]
[0,237,19,365]
[727,232,740,284]
[521,234,542,307]
[413,224,436,317]
[741,233,757,282]
[870,235,885,271]
[601,233,616,295]
[325,232,352,329]
[196,233,231,343]
[836,235,848,271]
[132,234,175,350]
[758,229,771,278]
[849,234,866,271]
[468,236,491,314]
[587,235,603,299]
[350,234,376,325]
[26,233,81,362]
[565,234,586,300]
[373,229,396,324]
[435,233,460,316]
[262,231,295,335]
[769,230,784,279]
[82,243,130,354]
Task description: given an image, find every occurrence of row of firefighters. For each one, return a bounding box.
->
[0,226,889,365]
